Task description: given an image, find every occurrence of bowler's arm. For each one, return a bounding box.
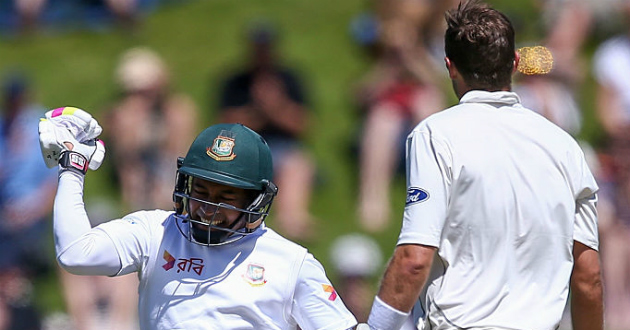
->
[570,241,603,330]
[377,244,436,314]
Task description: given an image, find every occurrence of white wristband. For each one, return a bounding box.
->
[366,296,410,330]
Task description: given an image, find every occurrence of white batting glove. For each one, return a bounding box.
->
[38,106,106,174]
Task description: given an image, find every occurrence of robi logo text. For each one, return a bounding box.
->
[162,250,205,276]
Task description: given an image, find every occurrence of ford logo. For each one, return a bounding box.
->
[406,187,429,206]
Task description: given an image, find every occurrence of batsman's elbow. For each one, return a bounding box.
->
[57,251,81,274]
[56,242,122,276]
[56,248,92,275]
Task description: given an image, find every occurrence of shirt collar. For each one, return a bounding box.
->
[459,90,521,107]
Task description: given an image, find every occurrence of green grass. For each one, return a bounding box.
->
[0,0,606,319]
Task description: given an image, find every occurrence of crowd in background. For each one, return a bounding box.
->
[0,0,181,35]
[1,0,630,329]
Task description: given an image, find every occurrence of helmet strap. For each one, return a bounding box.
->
[246,217,263,230]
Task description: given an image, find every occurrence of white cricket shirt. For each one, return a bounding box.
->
[399,91,599,330]
[53,173,357,330]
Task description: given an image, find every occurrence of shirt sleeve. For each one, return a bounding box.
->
[95,211,156,276]
[398,127,451,247]
[54,172,154,276]
[54,171,122,276]
[291,254,357,330]
[572,148,600,251]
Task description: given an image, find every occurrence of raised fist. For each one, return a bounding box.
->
[38,106,106,174]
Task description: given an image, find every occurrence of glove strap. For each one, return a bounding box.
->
[59,151,89,175]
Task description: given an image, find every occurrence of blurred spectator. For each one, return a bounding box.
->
[93,0,140,29]
[513,0,595,137]
[0,72,57,330]
[329,233,383,323]
[216,21,317,241]
[13,0,47,34]
[104,46,199,212]
[0,0,160,35]
[592,1,630,328]
[351,0,452,232]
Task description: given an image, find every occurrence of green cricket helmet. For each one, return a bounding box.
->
[173,123,277,246]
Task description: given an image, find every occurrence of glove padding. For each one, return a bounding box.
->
[39,106,105,171]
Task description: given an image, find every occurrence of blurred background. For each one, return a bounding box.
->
[1,0,629,329]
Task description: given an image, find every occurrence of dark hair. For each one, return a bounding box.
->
[247,20,277,45]
[444,0,515,90]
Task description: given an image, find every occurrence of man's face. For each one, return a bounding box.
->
[188,178,251,232]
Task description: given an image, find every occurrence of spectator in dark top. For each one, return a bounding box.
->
[217,21,317,241]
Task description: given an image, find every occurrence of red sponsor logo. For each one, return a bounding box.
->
[162,250,204,276]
